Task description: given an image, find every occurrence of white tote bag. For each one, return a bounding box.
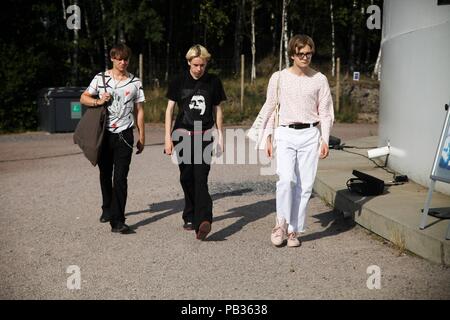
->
[247,72,281,145]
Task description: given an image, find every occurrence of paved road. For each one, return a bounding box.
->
[1,123,449,299]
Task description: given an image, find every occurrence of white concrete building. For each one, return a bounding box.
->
[379,0,450,194]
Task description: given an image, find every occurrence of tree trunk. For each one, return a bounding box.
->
[279,0,286,71]
[72,0,79,86]
[61,0,72,68]
[349,0,357,73]
[165,0,173,82]
[356,3,365,69]
[118,27,125,44]
[233,0,244,75]
[61,0,66,20]
[83,5,96,71]
[364,0,374,69]
[250,0,256,83]
[283,0,290,69]
[148,42,152,84]
[99,0,109,71]
[271,12,276,55]
[330,0,336,77]
[372,46,381,80]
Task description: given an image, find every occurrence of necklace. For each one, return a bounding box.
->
[111,71,127,90]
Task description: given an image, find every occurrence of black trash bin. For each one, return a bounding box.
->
[38,87,87,133]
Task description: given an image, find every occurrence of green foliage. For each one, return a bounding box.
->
[199,0,230,46]
[334,93,360,123]
[143,87,167,123]
[0,44,42,132]
[136,1,164,43]
[0,0,381,132]
[0,1,69,132]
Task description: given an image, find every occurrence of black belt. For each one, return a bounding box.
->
[283,122,319,129]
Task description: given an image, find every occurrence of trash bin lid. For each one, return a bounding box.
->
[39,87,86,99]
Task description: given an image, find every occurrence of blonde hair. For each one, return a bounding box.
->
[185,44,211,62]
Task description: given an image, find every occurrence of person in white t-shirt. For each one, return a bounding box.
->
[80,43,145,234]
[260,35,334,247]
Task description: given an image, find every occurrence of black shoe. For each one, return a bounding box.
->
[111,222,131,234]
[183,222,194,231]
[99,213,111,223]
[196,221,211,240]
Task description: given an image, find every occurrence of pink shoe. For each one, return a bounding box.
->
[271,224,287,246]
[287,232,301,247]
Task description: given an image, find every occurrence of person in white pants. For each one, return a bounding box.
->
[262,35,334,247]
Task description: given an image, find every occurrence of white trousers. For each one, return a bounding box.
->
[274,126,320,233]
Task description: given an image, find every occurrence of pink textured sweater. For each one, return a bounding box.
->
[259,68,334,146]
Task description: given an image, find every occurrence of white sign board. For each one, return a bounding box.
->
[430,103,450,183]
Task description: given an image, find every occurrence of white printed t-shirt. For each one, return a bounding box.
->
[87,70,145,133]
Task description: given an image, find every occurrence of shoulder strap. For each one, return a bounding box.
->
[276,70,281,104]
[101,72,107,94]
[101,72,109,112]
[274,70,281,127]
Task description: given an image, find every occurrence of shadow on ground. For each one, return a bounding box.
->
[126,188,359,242]
[125,188,253,230]
[300,209,356,242]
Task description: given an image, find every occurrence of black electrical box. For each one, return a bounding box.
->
[38,87,87,133]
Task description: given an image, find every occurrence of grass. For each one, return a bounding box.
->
[334,92,361,123]
[142,58,379,125]
[143,77,268,125]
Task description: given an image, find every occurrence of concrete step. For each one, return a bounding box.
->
[314,136,450,265]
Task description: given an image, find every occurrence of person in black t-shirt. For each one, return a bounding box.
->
[164,44,226,240]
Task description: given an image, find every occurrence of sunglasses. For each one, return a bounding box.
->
[295,52,313,59]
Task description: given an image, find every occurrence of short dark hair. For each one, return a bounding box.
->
[288,35,315,57]
[110,43,131,60]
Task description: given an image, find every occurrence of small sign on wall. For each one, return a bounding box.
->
[71,102,82,119]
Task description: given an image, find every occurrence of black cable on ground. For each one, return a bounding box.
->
[331,143,398,177]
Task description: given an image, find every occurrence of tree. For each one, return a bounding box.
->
[233,0,245,75]
[199,0,230,46]
[0,0,382,131]
[280,0,289,70]
[250,0,258,83]
[330,0,336,77]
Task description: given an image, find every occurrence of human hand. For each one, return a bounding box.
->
[164,137,173,155]
[319,141,329,159]
[136,139,145,154]
[266,137,273,159]
[216,131,224,157]
[98,93,112,106]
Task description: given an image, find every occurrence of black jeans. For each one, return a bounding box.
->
[173,131,214,232]
[98,128,133,227]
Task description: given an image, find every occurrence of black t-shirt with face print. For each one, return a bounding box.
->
[166,71,226,131]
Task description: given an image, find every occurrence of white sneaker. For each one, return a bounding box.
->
[271,224,286,246]
[287,232,301,247]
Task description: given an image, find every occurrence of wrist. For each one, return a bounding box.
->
[94,99,98,107]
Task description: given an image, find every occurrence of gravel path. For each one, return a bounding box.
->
[1,123,449,299]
